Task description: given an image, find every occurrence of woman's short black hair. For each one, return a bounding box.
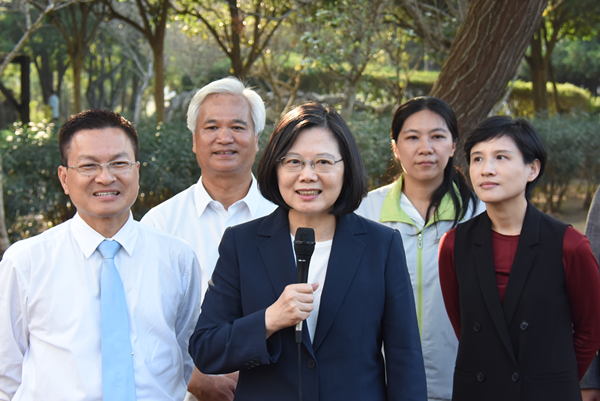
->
[391,96,476,227]
[464,116,547,200]
[257,102,368,216]
[59,109,139,166]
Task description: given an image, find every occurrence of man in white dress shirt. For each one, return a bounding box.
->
[0,109,202,401]
[141,77,275,400]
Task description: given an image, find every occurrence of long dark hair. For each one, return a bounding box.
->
[391,97,476,227]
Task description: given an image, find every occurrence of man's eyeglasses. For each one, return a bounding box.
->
[66,160,138,176]
[278,156,343,173]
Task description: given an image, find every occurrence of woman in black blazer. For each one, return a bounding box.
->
[189,102,427,400]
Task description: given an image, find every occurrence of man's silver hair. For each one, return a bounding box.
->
[186,77,266,136]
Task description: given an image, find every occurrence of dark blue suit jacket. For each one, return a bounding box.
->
[189,208,426,400]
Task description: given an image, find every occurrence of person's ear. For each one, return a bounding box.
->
[58,166,69,195]
[527,159,541,182]
[392,140,400,160]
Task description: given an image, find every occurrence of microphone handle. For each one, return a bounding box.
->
[295,257,310,343]
[295,321,303,343]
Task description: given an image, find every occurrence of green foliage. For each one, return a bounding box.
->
[359,68,437,104]
[1,121,73,242]
[348,112,396,190]
[504,80,597,117]
[133,119,200,219]
[0,12,27,53]
[530,113,600,212]
[553,36,600,94]
[301,0,388,106]
[292,64,438,106]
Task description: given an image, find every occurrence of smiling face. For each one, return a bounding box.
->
[393,109,456,189]
[192,93,259,179]
[469,135,540,208]
[277,127,344,222]
[58,127,140,235]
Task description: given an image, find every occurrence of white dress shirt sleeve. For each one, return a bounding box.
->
[174,252,202,383]
[0,253,29,401]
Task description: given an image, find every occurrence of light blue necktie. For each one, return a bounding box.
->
[98,240,137,401]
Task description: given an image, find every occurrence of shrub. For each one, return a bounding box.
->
[505,81,597,117]
[133,120,200,219]
[347,112,398,190]
[1,121,73,242]
[530,113,600,212]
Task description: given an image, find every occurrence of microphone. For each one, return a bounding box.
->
[294,227,315,343]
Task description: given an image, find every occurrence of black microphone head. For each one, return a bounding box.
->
[294,227,315,284]
[294,227,316,258]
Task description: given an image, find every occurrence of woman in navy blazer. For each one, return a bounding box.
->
[189,102,427,400]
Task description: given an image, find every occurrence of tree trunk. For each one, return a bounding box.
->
[152,42,165,123]
[430,0,547,166]
[34,49,54,103]
[72,51,84,113]
[548,61,564,114]
[228,0,243,78]
[340,80,359,121]
[129,74,139,114]
[133,62,153,125]
[526,29,548,113]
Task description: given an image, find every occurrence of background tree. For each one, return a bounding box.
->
[307,0,388,120]
[112,21,156,124]
[84,28,129,110]
[430,0,547,163]
[176,0,295,79]
[553,35,600,96]
[104,0,171,123]
[250,0,314,118]
[0,0,82,77]
[50,0,104,113]
[393,0,469,64]
[524,0,600,113]
[380,22,422,106]
[27,27,69,107]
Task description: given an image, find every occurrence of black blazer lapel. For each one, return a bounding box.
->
[503,203,540,326]
[473,212,517,362]
[312,214,366,352]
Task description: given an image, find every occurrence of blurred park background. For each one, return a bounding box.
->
[1,0,600,256]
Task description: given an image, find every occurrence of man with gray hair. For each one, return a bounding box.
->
[141,77,275,400]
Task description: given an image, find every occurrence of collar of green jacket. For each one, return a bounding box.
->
[379,174,461,226]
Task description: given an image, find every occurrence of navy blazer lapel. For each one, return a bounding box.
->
[473,212,517,362]
[258,208,297,301]
[502,203,539,326]
[257,207,316,357]
[312,214,366,352]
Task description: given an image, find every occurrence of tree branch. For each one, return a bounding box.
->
[0,0,81,76]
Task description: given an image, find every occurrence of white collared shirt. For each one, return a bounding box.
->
[0,213,202,401]
[141,175,276,301]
